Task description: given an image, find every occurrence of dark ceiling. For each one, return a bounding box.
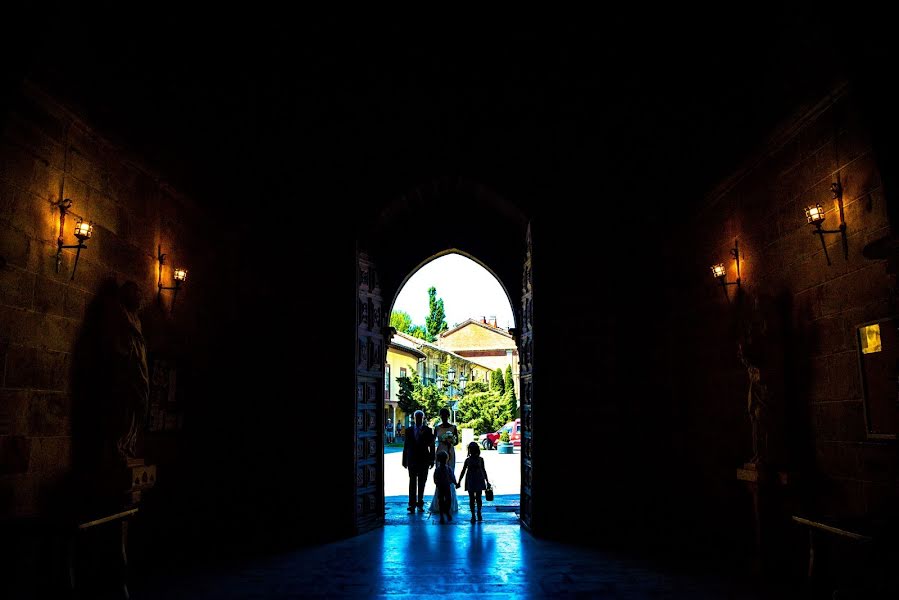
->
[7,5,865,219]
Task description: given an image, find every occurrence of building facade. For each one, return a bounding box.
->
[386,331,495,430]
[437,317,520,399]
[384,337,425,438]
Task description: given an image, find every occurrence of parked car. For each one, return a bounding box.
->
[479,418,521,450]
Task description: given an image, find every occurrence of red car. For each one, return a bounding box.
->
[479,418,521,450]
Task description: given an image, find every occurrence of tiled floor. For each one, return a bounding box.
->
[136,500,771,599]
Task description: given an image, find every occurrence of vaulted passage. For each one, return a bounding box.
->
[2,9,899,600]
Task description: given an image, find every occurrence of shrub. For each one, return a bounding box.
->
[500,431,510,443]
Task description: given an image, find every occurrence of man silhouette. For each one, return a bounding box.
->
[402,410,435,512]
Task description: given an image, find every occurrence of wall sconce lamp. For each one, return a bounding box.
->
[805,178,848,266]
[157,245,188,313]
[55,199,93,280]
[711,239,741,302]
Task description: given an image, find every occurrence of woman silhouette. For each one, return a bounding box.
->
[429,408,459,515]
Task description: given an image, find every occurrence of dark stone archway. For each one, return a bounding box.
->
[354,177,537,532]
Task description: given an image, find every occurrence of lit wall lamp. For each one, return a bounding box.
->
[55,199,93,280]
[805,178,848,265]
[157,245,188,313]
[710,239,741,302]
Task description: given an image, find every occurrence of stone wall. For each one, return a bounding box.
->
[666,83,897,532]
[0,82,215,519]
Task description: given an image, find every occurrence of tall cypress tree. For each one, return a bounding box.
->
[504,364,518,419]
[491,368,505,395]
[425,286,448,342]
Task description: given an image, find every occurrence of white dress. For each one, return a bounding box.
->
[429,423,459,514]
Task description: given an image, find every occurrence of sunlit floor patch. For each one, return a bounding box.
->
[137,502,770,599]
[385,495,520,526]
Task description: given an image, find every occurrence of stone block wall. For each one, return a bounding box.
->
[0,82,214,519]
[666,83,897,526]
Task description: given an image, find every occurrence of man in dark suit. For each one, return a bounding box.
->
[402,409,435,512]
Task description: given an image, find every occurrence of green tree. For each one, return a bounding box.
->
[504,364,518,419]
[397,371,447,422]
[425,286,448,342]
[456,390,505,435]
[491,368,505,395]
[390,310,429,340]
[407,325,429,340]
[390,310,413,333]
[419,381,445,422]
[396,371,423,416]
[463,381,489,395]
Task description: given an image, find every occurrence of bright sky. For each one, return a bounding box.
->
[392,253,515,330]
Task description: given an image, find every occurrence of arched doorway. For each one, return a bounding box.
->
[353,178,535,534]
[382,252,520,519]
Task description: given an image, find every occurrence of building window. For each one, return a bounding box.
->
[400,367,407,378]
[385,364,390,400]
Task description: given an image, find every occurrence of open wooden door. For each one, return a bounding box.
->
[354,251,385,533]
[519,223,534,531]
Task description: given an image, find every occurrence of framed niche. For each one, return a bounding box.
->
[147,353,182,432]
[855,318,899,439]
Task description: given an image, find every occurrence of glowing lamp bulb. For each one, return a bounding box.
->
[711,263,726,278]
[173,268,188,283]
[74,220,93,240]
[805,204,825,224]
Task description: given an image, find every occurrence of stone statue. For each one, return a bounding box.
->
[105,281,149,461]
[738,341,769,465]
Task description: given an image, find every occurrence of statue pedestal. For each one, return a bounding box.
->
[737,462,766,574]
[736,462,790,576]
[124,458,156,504]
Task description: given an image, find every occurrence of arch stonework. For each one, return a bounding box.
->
[355,177,535,531]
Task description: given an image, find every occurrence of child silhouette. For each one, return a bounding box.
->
[433,450,456,524]
[457,442,490,522]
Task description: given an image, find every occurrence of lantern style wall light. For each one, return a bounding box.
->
[805,178,848,265]
[157,245,188,313]
[710,239,741,302]
[55,199,93,281]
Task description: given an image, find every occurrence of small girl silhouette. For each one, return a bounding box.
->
[433,450,456,524]
[457,442,491,523]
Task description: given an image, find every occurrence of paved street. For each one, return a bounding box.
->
[384,444,520,500]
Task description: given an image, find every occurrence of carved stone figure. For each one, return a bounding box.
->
[735,292,776,466]
[739,343,769,465]
[105,281,149,461]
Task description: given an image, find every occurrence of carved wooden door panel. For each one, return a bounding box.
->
[355,251,385,533]
[519,223,534,531]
